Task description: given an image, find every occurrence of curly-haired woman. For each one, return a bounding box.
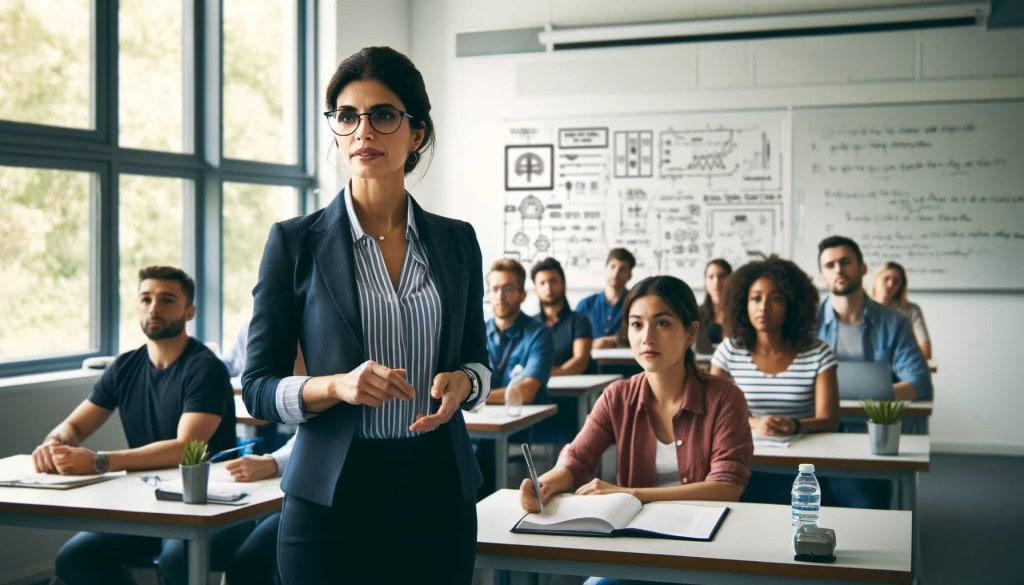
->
[709,256,839,503]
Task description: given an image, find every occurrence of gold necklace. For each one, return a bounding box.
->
[367,217,405,241]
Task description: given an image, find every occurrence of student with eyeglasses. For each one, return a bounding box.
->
[242,46,490,583]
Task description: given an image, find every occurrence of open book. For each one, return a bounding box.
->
[512,492,729,541]
[0,455,125,490]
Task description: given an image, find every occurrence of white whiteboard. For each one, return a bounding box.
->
[502,109,788,289]
[792,100,1024,290]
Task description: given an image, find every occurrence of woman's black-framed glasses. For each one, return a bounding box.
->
[323,107,414,137]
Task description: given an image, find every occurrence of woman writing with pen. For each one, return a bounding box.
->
[520,276,752,584]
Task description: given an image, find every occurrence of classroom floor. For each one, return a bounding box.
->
[473,453,1024,585]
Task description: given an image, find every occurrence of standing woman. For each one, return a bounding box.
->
[710,256,838,503]
[871,261,932,359]
[242,46,490,583]
[521,275,752,514]
[695,258,732,355]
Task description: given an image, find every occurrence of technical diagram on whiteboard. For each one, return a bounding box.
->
[502,110,787,288]
[506,144,554,190]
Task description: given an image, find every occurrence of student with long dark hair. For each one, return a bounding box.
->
[710,256,838,502]
[520,275,752,511]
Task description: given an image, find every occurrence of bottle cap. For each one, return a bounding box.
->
[798,463,815,473]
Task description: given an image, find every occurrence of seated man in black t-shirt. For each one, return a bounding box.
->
[31,265,241,585]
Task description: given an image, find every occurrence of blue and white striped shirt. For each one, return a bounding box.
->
[273,189,489,436]
[711,338,837,419]
[348,192,441,438]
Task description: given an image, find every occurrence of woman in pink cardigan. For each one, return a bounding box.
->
[520,275,753,512]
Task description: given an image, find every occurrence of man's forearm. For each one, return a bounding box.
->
[105,439,190,472]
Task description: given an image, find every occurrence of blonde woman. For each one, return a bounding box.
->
[871,261,931,359]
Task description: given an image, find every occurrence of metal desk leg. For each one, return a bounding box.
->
[495,433,508,490]
[900,472,922,584]
[187,532,211,585]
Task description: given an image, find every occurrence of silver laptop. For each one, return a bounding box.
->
[837,361,893,401]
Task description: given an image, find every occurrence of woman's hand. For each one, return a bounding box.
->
[519,477,553,513]
[751,415,796,437]
[408,370,470,432]
[332,360,414,407]
[574,478,630,497]
[225,455,278,482]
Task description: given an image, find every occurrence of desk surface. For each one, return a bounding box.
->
[477,489,912,584]
[0,455,282,527]
[753,433,930,473]
[463,404,558,434]
[591,349,937,373]
[546,374,622,395]
[234,395,270,426]
[839,400,933,417]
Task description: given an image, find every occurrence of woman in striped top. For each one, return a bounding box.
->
[710,256,839,437]
[709,256,838,502]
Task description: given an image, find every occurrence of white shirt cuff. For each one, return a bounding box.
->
[275,376,314,424]
[461,362,491,410]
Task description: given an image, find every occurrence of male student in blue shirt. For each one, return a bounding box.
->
[816,236,932,509]
[816,235,932,401]
[531,256,593,376]
[575,248,635,348]
[477,258,553,498]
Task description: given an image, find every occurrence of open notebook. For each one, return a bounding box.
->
[512,492,729,541]
[0,454,125,489]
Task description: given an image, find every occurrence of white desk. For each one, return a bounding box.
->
[234,394,269,427]
[589,347,635,366]
[0,455,283,585]
[753,433,929,509]
[752,432,929,580]
[592,348,712,371]
[476,489,912,584]
[464,405,558,490]
[546,374,621,430]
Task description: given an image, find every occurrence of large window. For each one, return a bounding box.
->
[0,1,318,376]
[223,0,298,164]
[119,0,187,152]
[0,0,93,129]
[221,183,301,350]
[0,166,97,361]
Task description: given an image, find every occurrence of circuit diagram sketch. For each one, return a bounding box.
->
[503,111,788,289]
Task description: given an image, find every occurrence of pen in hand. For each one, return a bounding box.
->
[207,442,257,463]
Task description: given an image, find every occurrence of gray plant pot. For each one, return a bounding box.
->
[180,462,210,504]
[868,422,901,456]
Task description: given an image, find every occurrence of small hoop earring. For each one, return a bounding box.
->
[408,151,419,165]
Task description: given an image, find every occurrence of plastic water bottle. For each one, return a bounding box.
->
[791,463,821,534]
[506,365,524,417]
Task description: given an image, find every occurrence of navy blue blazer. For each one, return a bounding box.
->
[242,191,488,507]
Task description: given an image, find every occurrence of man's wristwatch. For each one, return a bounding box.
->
[92,451,110,474]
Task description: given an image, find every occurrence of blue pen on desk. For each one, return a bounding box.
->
[208,441,257,463]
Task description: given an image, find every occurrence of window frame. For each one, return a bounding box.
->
[0,0,319,377]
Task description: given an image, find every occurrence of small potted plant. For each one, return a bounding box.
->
[862,399,905,456]
[180,439,210,504]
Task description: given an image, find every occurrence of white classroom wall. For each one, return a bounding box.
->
[407,0,1024,455]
